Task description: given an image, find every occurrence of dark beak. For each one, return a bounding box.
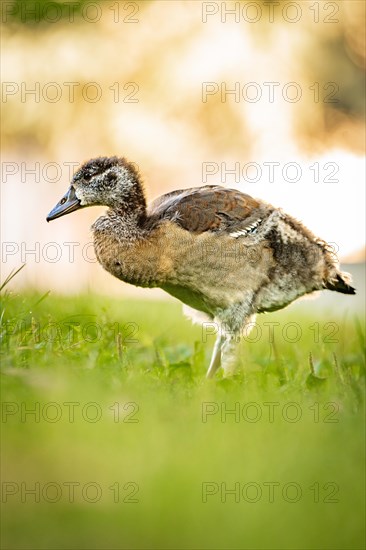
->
[46,186,83,222]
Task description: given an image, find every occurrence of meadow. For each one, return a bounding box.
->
[1,279,365,550]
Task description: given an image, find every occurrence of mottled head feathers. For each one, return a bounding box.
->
[71,156,146,215]
[73,157,140,186]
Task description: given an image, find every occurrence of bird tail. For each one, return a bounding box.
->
[324,271,356,295]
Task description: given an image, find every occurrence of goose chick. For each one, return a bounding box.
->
[47,156,356,378]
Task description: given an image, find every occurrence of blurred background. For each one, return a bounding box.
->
[1,0,365,298]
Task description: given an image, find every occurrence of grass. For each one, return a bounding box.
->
[0,287,365,550]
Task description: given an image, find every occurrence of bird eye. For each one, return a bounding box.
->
[84,173,92,181]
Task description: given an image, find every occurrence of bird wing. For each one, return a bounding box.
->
[148,185,266,234]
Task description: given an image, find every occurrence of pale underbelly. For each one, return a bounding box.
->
[255,280,311,313]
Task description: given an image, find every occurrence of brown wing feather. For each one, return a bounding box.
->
[148,185,264,234]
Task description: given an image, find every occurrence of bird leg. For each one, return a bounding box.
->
[206,311,257,378]
[205,332,242,378]
[206,333,225,379]
[220,314,257,377]
[220,336,241,377]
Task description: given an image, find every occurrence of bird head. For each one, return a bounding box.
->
[46,156,144,222]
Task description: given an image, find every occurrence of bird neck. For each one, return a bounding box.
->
[112,208,147,237]
[93,178,148,240]
[92,205,146,242]
[112,177,147,219]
